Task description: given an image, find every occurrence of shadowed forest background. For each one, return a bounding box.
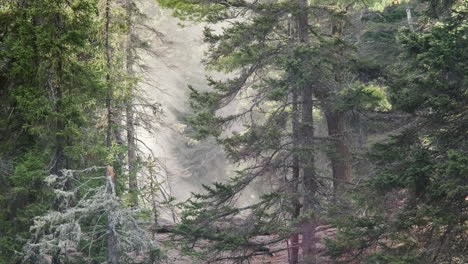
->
[0,0,466,263]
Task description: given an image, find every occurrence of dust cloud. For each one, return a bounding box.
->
[134,1,254,219]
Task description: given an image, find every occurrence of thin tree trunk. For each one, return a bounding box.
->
[47,13,66,263]
[104,2,118,263]
[301,82,318,264]
[53,77,65,175]
[105,0,112,149]
[147,159,159,241]
[288,12,301,264]
[296,0,318,262]
[51,69,64,264]
[126,104,138,205]
[52,14,65,175]
[126,0,138,206]
[290,86,301,264]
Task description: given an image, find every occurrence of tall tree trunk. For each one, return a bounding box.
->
[325,110,352,197]
[296,0,318,262]
[51,65,64,264]
[328,17,353,199]
[290,86,301,264]
[52,14,65,175]
[301,80,318,264]
[105,0,112,149]
[126,0,138,206]
[104,1,119,263]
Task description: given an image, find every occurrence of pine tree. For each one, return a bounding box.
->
[158,0,318,262]
[0,0,159,261]
[0,0,111,261]
[158,0,398,262]
[157,0,364,262]
[327,1,467,263]
[126,0,140,207]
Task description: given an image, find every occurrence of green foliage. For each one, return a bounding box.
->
[0,150,51,263]
[157,0,230,22]
[1,0,107,161]
[336,81,391,111]
[328,1,468,262]
[173,181,292,261]
[0,0,125,262]
[159,0,412,261]
[363,3,410,23]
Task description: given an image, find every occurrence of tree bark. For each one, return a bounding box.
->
[126,102,138,205]
[331,16,353,198]
[51,14,65,175]
[105,0,112,149]
[290,84,301,264]
[104,3,118,262]
[301,81,318,264]
[126,0,138,206]
[296,0,318,262]
[51,108,64,261]
[324,110,352,197]
[53,76,65,175]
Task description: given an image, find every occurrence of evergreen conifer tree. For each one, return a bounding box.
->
[327,1,467,263]
[0,0,110,261]
[157,0,392,262]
